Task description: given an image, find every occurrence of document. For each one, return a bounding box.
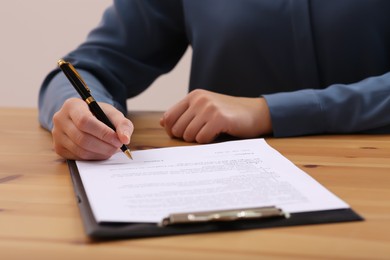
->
[76,139,349,223]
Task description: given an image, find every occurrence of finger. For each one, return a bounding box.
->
[54,136,113,161]
[116,119,133,145]
[102,104,134,144]
[181,114,207,142]
[170,109,196,139]
[68,106,123,148]
[162,99,190,137]
[52,98,119,160]
[195,121,221,144]
[52,121,115,160]
[58,120,119,159]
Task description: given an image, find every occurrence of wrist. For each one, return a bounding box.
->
[257,97,273,135]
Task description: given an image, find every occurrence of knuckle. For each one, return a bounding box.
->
[52,143,74,160]
[183,131,195,142]
[195,94,209,105]
[190,89,206,96]
[51,129,66,156]
[73,132,90,148]
[195,135,207,144]
[53,142,65,157]
[162,113,174,128]
[99,128,113,141]
[74,114,93,131]
[96,127,116,143]
[52,111,61,125]
[75,149,90,160]
[203,101,218,112]
[195,127,219,144]
[170,126,181,138]
[196,134,212,144]
[189,89,210,105]
[51,125,59,137]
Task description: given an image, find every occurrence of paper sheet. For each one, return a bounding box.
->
[76,139,349,223]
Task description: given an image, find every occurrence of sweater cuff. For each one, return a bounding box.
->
[38,69,122,131]
[263,89,325,137]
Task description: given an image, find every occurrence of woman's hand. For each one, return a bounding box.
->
[51,98,133,160]
[160,89,272,143]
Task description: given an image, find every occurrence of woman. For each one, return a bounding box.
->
[39,0,390,160]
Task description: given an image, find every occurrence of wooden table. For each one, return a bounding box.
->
[0,108,389,259]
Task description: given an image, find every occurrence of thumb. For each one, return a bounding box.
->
[116,119,134,145]
[159,117,165,127]
[99,102,134,145]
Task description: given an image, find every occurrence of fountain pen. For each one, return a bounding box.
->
[57,59,133,159]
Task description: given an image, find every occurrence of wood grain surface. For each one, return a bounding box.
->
[0,108,389,259]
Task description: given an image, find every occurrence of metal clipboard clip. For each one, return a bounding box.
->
[159,206,290,227]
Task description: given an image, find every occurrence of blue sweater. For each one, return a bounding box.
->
[39,0,390,137]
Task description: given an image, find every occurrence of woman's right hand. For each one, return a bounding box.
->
[51,98,134,160]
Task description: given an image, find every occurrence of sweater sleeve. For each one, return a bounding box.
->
[38,0,188,131]
[38,69,121,130]
[263,72,390,137]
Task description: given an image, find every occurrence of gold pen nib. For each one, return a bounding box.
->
[124,149,133,160]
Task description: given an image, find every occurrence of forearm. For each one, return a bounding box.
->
[264,72,390,137]
[38,69,123,131]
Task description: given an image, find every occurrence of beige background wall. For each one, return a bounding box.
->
[0,0,189,110]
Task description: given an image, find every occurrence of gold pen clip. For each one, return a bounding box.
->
[57,59,91,92]
[159,206,289,227]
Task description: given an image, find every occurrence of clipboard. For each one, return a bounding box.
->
[68,160,363,240]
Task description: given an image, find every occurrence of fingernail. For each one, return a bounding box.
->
[123,130,131,144]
